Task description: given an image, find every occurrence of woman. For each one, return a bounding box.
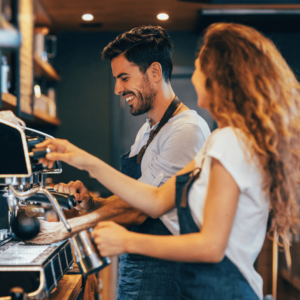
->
[37,23,300,300]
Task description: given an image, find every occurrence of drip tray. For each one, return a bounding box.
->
[0,240,74,299]
[0,244,50,265]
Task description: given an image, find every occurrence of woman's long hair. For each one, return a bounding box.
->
[200,23,300,247]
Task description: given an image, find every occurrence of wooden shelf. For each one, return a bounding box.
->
[34,108,61,126]
[1,92,61,126]
[34,54,60,81]
[1,92,17,108]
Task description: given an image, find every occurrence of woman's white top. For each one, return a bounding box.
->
[189,127,269,300]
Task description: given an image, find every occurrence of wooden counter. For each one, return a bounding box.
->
[46,275,83,300]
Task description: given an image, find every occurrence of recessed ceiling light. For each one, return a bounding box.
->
[157,13,169,21]
[82,14,94,21]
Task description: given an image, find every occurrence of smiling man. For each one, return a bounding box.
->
[31,26,211,300]
[112,54,157,120]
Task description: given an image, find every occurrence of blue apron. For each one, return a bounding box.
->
[117,151,180,300]
[175,171,260,300]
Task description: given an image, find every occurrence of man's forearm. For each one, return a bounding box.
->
[68,198,148,237]
[85,194,120,213]
[30,195,148,245]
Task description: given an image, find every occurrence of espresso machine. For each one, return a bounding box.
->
[0,112,110,299]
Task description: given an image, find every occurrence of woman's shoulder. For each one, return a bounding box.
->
[199,126,259,191]
[210,126,239,142]
[206,127,245,153]
[195,126,250,170]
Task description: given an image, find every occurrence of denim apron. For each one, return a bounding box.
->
[117,151,180,300]
[175,170,259,300]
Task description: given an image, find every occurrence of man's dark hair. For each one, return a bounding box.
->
[102,26,174,82]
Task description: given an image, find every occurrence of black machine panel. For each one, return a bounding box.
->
[0,123,29,176]
[0,191,9,229]
[66,243,73,265]
[44,262,55,292]
[0,271,40,296]
[53,254,62,282]
[60,249,68,273]
[0,240,74,297]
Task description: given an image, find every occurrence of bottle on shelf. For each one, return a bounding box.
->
[47,88,57,117]
[1,55,10,93]
[34,27,49,61]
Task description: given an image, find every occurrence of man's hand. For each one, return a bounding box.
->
[36,138,92,170]
[54,180,94,212]
[27,220,68,244]
[92,221,132,257]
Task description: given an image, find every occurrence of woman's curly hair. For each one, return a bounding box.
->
[200,23,300,247]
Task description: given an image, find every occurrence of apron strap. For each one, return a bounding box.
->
[136,96,181,164]
[272,231,278,300]
[181,168,201,207]
[272,231,292,300]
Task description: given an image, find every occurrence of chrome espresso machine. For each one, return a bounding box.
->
[0,112,110,299]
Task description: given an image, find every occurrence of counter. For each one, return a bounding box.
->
[46,275,83,300]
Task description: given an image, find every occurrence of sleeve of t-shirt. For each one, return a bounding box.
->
[138,123,208,187]
[203,128,253,192]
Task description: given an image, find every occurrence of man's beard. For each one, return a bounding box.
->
[130,75,156,116]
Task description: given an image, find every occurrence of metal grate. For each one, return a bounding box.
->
[53,254,62,282]
[60,249,68,272]
[44,262,55,292]
[65,243,73,265]
[0,243,49,264]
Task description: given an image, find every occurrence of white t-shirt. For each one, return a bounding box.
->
[129,110,211,235]
[189,127,269,300]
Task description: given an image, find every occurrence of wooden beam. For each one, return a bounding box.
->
[34,0,53,27]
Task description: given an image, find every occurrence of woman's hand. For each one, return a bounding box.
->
[91,221,132,257]
[35,138,93,171]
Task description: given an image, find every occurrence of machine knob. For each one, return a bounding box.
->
[29,148,50,159]
[9,287,27,300]
[11,211,40,240]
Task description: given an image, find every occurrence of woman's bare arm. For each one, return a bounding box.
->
[87,156,195,218]
[36,138,195,217]
[92,158,240,263]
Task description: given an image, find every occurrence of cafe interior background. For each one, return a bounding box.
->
[0,0,300,299]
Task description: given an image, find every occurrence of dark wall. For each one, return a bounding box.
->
[170,31,200,66]
[267,32,300,80]
[49,30,300,196]
[51,32,120,196]
[171,30,300,79]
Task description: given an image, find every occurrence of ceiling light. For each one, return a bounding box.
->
[157,13,169,21]
[82,14,94,21]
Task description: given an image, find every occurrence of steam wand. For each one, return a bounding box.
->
[8,186,72,232]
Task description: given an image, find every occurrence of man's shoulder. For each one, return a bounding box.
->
[167,110,211,136]
[170,110,203,125]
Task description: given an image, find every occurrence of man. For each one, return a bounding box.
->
[32,26,211,300]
